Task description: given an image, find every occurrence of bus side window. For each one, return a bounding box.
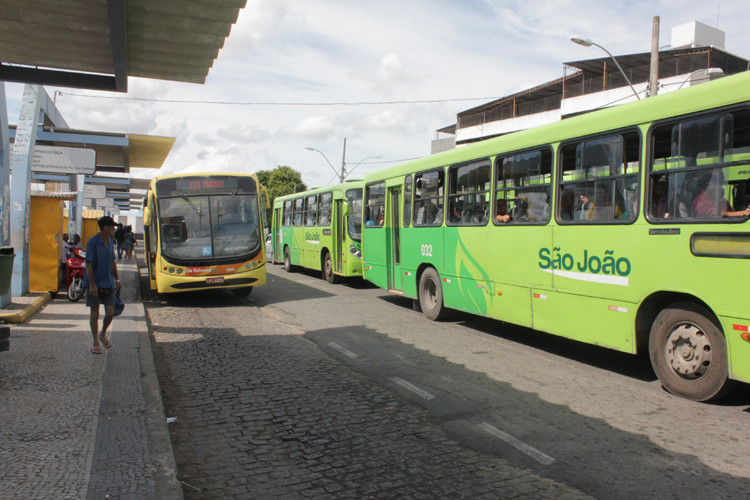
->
[448,160,490,226]
[495,148,552,225]
[304,195,318,226]
[293,198,303,226]
[283,200,293,226]
[318,192,332,226]
[650,109,750,221]
[365,182,385,227]
[558,132,639,223]
[413,169,444,226]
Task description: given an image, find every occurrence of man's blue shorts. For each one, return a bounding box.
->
[86,288,116,308]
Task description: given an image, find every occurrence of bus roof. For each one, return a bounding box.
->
[273,179,364,205]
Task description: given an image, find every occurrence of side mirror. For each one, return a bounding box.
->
[342,201,350,217]
[143,206,151,226]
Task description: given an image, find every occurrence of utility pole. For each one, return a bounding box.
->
[340,137,347,183]
[649,16,660,97]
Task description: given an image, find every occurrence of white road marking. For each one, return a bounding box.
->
[477,422,556,465]
[328,342,358,358]
[389,377,436,400]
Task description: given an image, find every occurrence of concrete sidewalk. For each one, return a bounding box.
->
[0,258,182,499]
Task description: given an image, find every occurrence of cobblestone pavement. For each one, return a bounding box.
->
[147,283,592,499]
[0,258,180,500]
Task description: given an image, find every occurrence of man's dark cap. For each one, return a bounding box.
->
[98,215,116,228]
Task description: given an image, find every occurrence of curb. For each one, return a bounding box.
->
[0,292,51,323]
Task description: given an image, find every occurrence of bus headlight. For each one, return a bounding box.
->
[350,244,362,259]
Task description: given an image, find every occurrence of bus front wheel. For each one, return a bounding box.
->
[284,247,294,273]
[419,268,451,321]
[323,251,338,284]
[649,302,734,402]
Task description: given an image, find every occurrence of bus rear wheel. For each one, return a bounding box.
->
[323,251,338,284]
[418,268,451,321]
[283,247,294,273]
[649,302,734,402]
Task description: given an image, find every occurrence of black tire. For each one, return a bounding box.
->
[283,246,294,273]
[68,277,84,302]
[232,286,253,297]
[323,251,338,284]
[649,302,735,402]
[418,267,451,321]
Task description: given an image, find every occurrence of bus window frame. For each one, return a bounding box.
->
[493,147,552,226]
[318,192,333,227]
[364,181,386,228]
[292,197,304,227]
[556,128,641,225]
[447,158,491,226]
[304,194,318,227]
[413,168,445,227]
[646,105,750,224]
[403,174,413,228]
[282,199,293,227]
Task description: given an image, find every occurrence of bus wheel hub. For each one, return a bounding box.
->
[665,324,711,379]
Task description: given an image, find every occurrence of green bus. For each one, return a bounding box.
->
[271,181,364,283]
[362,71,750,402]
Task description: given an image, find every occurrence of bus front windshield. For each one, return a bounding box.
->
[159,192,261,261]
[346,188,362,242]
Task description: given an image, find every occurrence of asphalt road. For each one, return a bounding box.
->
[146,261,750,499]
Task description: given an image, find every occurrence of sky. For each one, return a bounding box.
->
[5,0,750,203]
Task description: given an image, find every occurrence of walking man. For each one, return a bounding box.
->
[114,223,125,260]
[84,216,121,354]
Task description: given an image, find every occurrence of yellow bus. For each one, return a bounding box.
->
[143,172,268,295]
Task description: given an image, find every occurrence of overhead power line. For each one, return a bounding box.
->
[55,92,504,107]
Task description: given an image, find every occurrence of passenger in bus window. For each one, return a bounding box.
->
[651,175,669,218]
[450,199,464,223]
[495,199,511,223]
[472,203,486,223]
[579,194,594,220]
[559,188,575,220]
[693,172,750,217]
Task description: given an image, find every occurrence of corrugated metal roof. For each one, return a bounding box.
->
[0,0,247,91]
[30,190,77,199]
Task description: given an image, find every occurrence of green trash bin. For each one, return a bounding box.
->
[0,246,15,296]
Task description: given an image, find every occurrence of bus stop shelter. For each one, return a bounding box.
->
[0,0,247,302]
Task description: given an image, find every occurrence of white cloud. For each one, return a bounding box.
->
[350,53,429,97]
[3,0,750,190]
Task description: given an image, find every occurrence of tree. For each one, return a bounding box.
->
[256,165,307,222]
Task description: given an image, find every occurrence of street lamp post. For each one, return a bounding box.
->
[570,35,641,100]
[305,147,341,181]
[344,155,381,180]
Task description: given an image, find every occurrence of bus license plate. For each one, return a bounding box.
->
[206,277,225,285]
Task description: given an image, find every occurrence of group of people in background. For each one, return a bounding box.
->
[114,223,137,260]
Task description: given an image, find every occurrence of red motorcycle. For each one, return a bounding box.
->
[66,247,86,301]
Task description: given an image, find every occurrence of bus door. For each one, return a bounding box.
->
[273,207,282,261]
[387,186,403,291]
[335,200,344,273]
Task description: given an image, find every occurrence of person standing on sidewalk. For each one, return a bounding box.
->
[114,223,125,260]
[84,216,122,354]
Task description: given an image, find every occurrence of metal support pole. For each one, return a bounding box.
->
[10,85,42,296]
[0,84,11,307]
[649,16,660,97]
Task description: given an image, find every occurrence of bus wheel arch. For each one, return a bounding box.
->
[644,297,734,401]
[636,292,714,354]
[321,248,338,284]
[417,265,451,321]
[283,245,295,273]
